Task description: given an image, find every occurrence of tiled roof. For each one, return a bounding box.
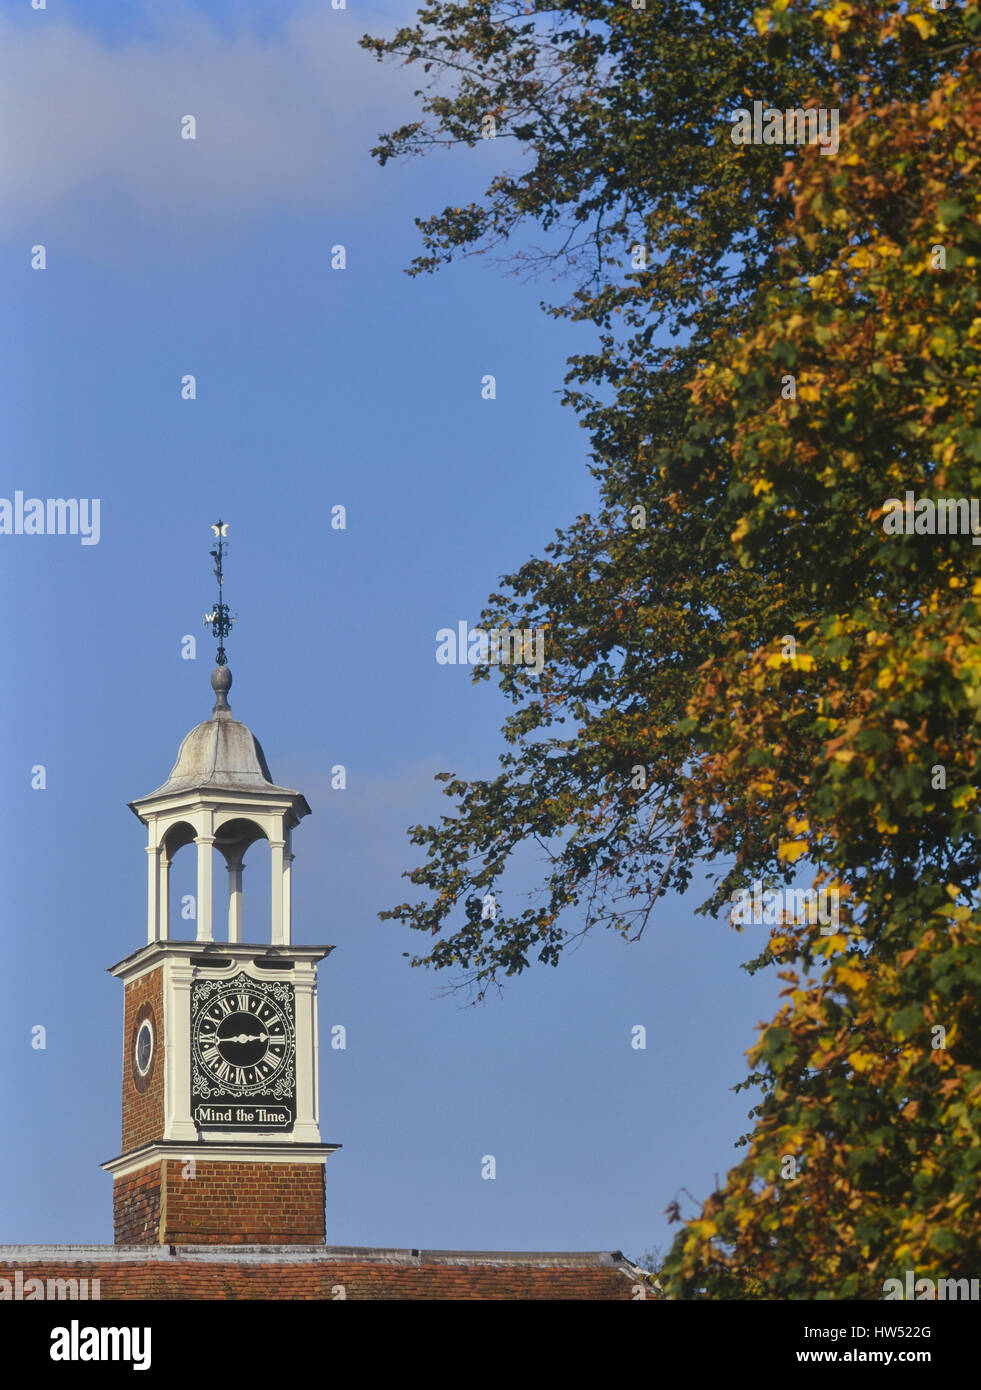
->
[0,1246,649,1301]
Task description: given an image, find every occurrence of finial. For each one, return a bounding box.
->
[203,520,238,715]
[211,663,232,716]
[203,519,237,666]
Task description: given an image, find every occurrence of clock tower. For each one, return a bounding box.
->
[102,524,338,1245]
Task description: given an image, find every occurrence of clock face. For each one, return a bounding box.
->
[190,972,296,1129]
[135,1021,154,1076]
[131,1003,157,1093]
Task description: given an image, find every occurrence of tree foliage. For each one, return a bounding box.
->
[363,0,981,1295]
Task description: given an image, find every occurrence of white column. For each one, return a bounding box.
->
[292,960,322,1143]
[195,835,215,942]
[158,853,171,942]
[163,959,198,1142]
[227,860,244,943]
[269,839,285,945]
[146,841,160,944]
[311,964,321,1132]
[281,830,294,947]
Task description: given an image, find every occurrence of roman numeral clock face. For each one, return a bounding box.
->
[191,973,296,1129]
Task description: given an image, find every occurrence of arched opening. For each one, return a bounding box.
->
[162,821,197,940]
[152,815,281,944]
[214,816,270,943]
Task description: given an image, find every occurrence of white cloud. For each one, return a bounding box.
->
[0,4,411,242]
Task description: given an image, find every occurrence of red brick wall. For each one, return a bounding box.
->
[160,1160,326,1245]
[114,1160,326,1245]
[121,968,165,1152]
[113,1164,163,1245]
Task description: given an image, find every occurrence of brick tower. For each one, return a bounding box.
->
[102,524,337,1244]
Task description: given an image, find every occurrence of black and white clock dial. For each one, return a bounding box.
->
[194,988,291,1089]
[190,972,296,1118]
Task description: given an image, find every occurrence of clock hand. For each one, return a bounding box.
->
[223,1032,268,1044]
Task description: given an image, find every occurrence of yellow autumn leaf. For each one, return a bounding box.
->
[820,1,854,29]
[848,1050,875,1072]
[837,966,868,992]
[778,840,808,863]
[819,932,849,954]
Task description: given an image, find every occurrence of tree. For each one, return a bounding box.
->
[662,34,981,1299]
[364,0,981,1294]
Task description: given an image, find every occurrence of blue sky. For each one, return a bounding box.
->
[0,0,781,1258]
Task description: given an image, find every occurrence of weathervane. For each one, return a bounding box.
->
[203,520,237,666]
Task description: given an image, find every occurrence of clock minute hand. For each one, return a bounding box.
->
[225,1032,268,1044]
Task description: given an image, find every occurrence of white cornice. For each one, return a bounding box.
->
[129,786,311,825]
[108,940,334,981]
[101,1140,340,1179]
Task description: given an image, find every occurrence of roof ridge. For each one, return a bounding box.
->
[0,1244,629,1268]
